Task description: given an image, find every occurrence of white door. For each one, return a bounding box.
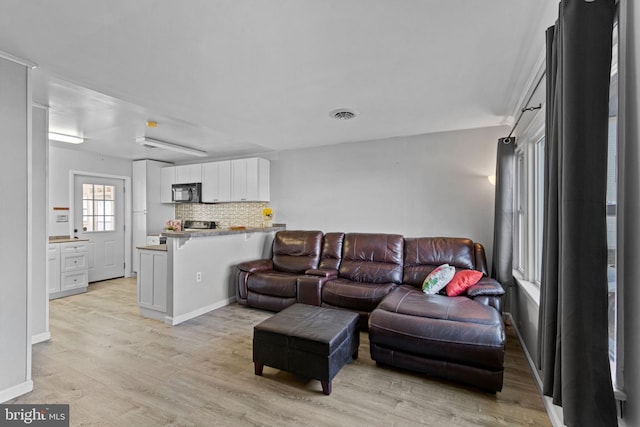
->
[74,175,125,282]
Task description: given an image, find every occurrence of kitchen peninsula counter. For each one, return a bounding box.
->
[135,244,167,251]
[161,224,285,239]
[138,225,284,325]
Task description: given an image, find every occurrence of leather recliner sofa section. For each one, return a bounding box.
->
[236,230,323,312]
[236,230,506,392]
[316,233,404,329]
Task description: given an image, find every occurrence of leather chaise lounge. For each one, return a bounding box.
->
[368,237,506,392]
[237,230,506,392]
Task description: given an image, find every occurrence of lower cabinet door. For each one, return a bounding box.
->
[138,250,167,312]
[48,245,60,294]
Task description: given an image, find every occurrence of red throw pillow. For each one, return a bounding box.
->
[446,270,483,296]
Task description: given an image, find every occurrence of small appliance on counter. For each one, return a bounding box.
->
[146,235,167,245]
[182,220,217,231]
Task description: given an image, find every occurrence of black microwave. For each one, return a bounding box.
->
[171,183,201,203]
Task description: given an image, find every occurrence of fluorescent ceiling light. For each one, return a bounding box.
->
[49,132,84,144]
[136,137,208,157]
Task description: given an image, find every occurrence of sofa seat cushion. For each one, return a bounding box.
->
[322,278,397,312]
[369,286,505,370]
[246,271,298,298]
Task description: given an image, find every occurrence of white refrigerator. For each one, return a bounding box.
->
[132,160,175,273]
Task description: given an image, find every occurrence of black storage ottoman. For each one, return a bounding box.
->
[253,303,359,395]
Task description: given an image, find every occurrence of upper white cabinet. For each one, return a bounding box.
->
[175,164,202,184]
[160,167,176,203]
[202,160,231,203]
[231,158,270,202]
[162,158,269,203]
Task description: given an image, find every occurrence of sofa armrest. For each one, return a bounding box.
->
[472,295,503,313]
[466,277,505,297]
[237,259,273,273]
[304,268,339,278]
[297,275,333,306]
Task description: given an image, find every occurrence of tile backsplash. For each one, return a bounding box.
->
[174,202,270,228]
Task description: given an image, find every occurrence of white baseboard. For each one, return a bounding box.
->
[166,297,235,326]
[505,312,565,427]
[0,380,34,403]
[31,331,51,344]
[139,307,166,322]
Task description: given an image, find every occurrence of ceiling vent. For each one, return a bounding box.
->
[330,108,357,120]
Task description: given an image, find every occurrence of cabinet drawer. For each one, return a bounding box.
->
[61,271,88,291]
[61,253,88,271]
[61,242,89,253]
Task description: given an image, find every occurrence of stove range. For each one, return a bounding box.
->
[182,220,217,231]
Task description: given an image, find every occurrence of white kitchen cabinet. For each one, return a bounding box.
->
[137,248,168,320]
[231,158,270,202]
[175,164,202,184]
[133,160,175,272]
[160,166,176,203]
[49,241,89,299]
[47,244,60,294]
[202,160,231,203]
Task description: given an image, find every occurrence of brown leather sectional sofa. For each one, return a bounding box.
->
[236,230,506,392]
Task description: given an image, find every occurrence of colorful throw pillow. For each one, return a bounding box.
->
[422,264,456,294]
[446,270,483,296]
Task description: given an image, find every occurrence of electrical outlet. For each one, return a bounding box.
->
[196,272,202,282]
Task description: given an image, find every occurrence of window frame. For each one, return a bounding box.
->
[609,11,624,396]
[513,112,545,287]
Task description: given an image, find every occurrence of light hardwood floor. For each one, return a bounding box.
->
[13,278,551,426]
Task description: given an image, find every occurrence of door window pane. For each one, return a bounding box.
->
[82,184,116,232]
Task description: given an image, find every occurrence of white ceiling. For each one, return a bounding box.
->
[0,0,558,163]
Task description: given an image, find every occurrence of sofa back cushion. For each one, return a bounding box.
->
[318,232,345,270]
[272,230,323,273]
[338,233,404,284]
[403,237,478,287]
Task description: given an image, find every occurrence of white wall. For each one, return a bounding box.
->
[270,126,505,259]
[0,56,32,402]
[48,146,132,236]
[166,231,275,325]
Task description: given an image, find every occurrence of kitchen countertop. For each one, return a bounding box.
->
[136,244,167,252]
[162,224,285,239]
[49,236,89,244]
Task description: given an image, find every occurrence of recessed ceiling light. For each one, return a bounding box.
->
[329,108,358,120]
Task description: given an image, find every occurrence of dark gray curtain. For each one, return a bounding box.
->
[491,137,514,311]
[537,1,617,426]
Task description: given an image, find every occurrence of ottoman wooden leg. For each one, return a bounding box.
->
[353,349,359,360]
[321,381,332,395]
[254,363,264,376]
